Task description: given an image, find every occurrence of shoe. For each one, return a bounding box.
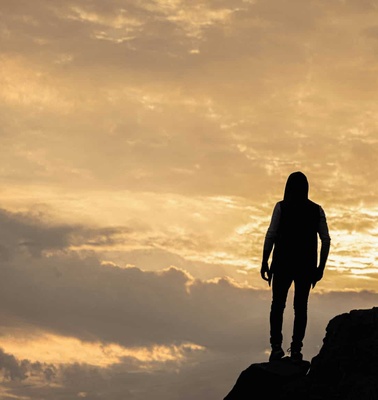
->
[287,347,303,361]
[269,344,284,361]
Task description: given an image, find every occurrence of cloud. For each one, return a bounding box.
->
[0,347,56,384]
[2,0,378,207]
[0,288,378,400]
[0,252,266,350]
[0,208,138,258]
[0,348,28,381]
[0,208,375,399]
[0,206,375,352]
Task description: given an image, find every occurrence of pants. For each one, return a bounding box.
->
[269,271,312,350]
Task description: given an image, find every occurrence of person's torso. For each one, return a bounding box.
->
[272,199,320,274]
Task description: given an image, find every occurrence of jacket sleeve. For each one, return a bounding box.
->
[263,202,281,259]
[318,206,331,269]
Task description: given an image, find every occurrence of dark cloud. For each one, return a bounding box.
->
[0,209,75,258]
[0,348,28,381]
[0,252,266,350]
[0,347,56,382]
[0,289,377,400]
[0,209,375,398]
[0,208,136,258]
[0,210,375,351]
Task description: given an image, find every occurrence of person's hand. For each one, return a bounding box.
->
[312,268,324,288]
[260,261,272,286]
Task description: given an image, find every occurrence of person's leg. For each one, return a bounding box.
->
[290,276,312,358]
[270,273,292,349]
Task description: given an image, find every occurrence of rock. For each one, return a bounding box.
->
[223,307,378,400]
[223,357,310,399]
[307,307,378,399]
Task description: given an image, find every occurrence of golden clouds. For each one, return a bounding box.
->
[2,0,378,204]
[65,6,143,43]
[164,5,235,39]
[0,333,205,367]
[0,56,71,110]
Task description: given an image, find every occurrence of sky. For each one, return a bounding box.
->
[1,0,378,398]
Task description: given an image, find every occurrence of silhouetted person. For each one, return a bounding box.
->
[260,171,331,362]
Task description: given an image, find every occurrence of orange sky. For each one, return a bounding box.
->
[1,1,378,399]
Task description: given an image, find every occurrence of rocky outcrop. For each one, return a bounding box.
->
[223,357,310,399]
[223,307,378,399]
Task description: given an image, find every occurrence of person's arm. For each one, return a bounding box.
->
[261,203,280,284]
[313,206,331,287]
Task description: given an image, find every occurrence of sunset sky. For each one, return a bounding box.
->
[1,0,378,398]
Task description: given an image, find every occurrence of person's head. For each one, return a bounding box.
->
[283,171,309,202]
